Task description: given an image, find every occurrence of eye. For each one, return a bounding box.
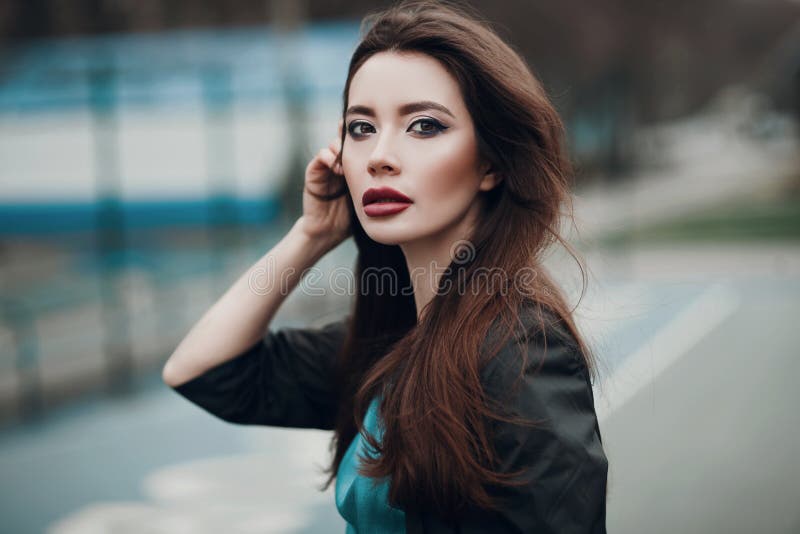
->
[346,117,449,139]
[347,120,374,138]
[408,117,448,136]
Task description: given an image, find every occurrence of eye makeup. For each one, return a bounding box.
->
[347,117,449,139]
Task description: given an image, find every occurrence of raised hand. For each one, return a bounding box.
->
[300,118,352,247]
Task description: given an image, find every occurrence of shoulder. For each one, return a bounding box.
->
[471,304,607,531]
[478,301,603,458]
[480,302,586,393]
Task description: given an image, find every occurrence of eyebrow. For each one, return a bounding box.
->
[345,100,456,120]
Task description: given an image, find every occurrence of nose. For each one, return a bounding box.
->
[367,132,400,177]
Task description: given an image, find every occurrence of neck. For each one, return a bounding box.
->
[400,202,482,323]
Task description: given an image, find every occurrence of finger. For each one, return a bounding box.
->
[327,149,345,175]
[329,138,340,154]
[318,147,343,174]
[308,147,332,172]
[338,118,344,138]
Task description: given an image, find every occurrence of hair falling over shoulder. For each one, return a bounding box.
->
[306,0,600,520]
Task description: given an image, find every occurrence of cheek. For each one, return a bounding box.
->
[416,137,480,199]
[341,151,359,189]
[341,138,366,171]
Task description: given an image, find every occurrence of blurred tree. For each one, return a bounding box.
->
[271,0,310,226]
[3,0,799,178]
[4,0,799,125]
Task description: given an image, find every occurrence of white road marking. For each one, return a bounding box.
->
[594,282,741,422]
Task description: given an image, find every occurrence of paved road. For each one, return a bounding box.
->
[597,277,800,533]
[1,242,797,533]
[603,275,800,534]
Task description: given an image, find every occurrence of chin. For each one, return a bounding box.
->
[364,230,410,247]
[361,223,416,247]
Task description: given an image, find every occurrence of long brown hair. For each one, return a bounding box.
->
[308,0,601,520]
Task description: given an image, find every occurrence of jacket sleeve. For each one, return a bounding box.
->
[169,315,349,430]
[407,317,608,534]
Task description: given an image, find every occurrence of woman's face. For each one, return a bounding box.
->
[341,51,500,247]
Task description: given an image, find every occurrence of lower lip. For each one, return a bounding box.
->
[364,202,412,217]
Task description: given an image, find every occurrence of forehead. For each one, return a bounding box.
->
[347,51,465,115]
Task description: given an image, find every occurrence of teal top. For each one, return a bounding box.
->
[335,396,406,533]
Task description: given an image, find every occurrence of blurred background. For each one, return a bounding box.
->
[0,0,798,532]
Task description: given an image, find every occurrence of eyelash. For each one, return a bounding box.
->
[347,118,448,139]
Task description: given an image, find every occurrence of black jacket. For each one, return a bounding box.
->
[171,308,608,533]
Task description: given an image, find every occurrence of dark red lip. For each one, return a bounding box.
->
[362,186,413,206]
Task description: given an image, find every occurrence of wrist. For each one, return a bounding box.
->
[288,217,338,261]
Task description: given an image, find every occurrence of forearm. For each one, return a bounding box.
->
[162,217,336,387]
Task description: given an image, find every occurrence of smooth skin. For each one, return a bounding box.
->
[162,122,349,387]
[163,50,501,386]
[343,51,502,320]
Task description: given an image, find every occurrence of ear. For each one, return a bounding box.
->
[478,162,503,192]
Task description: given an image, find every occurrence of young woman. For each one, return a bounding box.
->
[163,1,608,532]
